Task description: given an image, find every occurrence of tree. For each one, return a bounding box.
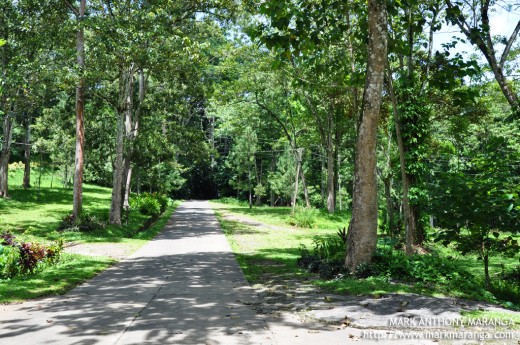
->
[445,0,520,115]
[345,0,388,270]
[64,0,87,220]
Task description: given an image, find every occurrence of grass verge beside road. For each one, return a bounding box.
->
[0,168,180,303]
[211,199,520,311]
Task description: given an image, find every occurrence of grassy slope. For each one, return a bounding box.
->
[211,199,520,306]
[0,167,179,303]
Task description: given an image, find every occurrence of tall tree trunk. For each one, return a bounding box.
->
[326,145,335,213]
[0,113,13,198]
[109,111,124,225]
[110,65,132,225]
[387,68,416,255]
[345,0,387,271]
[72,0,86,220]
[122,67,144,211]
[291,148,302,214]
[300,158,310,208]
[23,115,32,189]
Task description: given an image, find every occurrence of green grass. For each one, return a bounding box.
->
[212,198,520,308]
[0,253,115,303]
[211,198,351,230]
[212,199,344,284]
[0,166,180,302]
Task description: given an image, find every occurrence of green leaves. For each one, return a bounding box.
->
[0,39,5,47]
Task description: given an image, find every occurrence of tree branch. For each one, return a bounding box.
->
[500,19,520,69]
[64,0,79,17]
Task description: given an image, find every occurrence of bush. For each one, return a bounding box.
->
[130,193,169,217]
[0,230,64,278]
[57,213,105,233]
[312,236,345,261]
[297,232,347,280]
[289,207,318,228]
[0,245,20,278]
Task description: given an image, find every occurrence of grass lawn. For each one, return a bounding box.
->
[211,199,345,284]
[0,166,180,302]
[211,198,520,309]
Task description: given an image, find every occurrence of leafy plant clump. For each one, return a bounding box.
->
[130,192,170,217]
[57,213,106,233]
[289,206,319,228]
[297,230,347,279]
[0,230,63,278]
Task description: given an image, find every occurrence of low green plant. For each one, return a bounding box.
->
[57,213,106,233]
[1,230,64,277]
[0,245,20,278]
[312,236,345,261]
[289,207,318,228]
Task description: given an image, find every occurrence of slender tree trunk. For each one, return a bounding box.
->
[23,115,32,189]
[345,0,387,271]
[0,113,13,198]
[72,0,86,220]
[270,156,275,207]
[387,68,415,255]
[300,159,310,208]
[110,111,124,225]
[291,148,303,213]
[326,145,335,213]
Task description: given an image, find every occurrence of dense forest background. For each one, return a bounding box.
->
[0,0,519,277]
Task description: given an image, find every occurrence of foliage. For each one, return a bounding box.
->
[57,213,106,233]
[430,131,520,288]
[129,192,169,217]
[0,230,63,278]
[288,206,318,228]
[297,230,347,279]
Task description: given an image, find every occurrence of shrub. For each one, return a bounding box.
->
[130,193,168,217]
[312,236,345,261]
[289,207,318,228]
[0,245,20,278]
[57,213,105,233]
[0,230,64,278]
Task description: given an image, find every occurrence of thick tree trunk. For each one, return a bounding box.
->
[72,0,86,220]
[110,65,133,225]
[122,67,144,211]
[23,116,31,189]
[345,0,387,271]
[0,114,13,198]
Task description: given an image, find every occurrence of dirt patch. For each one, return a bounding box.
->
[64,242,133,260]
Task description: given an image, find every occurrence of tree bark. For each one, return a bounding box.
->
[23,115,32,189]
[72,0,86,220]
[326,145,335,213]
[122,67,144,211]
[0,113,13,198]
[110,64,133,225]
[387,68,415,255]
[109,110,124,225]
[291,148,302,214]
[345,0,387,271]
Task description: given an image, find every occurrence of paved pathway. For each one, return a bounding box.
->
[0,201,273,345]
